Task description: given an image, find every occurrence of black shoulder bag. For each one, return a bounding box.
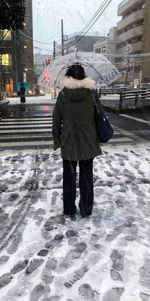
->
[93,91,113,143]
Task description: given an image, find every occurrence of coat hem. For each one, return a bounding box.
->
[61,150,102,161]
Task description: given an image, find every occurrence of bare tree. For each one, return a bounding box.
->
[124,44,133,87]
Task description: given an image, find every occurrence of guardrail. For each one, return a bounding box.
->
[119,89,150,110]
[99,88,150,110]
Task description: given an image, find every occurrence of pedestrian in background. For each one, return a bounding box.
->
[52,64,103,218]
[20,83,26,103]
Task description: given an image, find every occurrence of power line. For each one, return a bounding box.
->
[19,0,113,54]
[18,30,53,51]
[57,0,110,49]
[72,0,113,46]
[18,30,53,45]
[60,0,110,49]
[69,0,113,48]
[33,45,53,52]
[58,0,113,50]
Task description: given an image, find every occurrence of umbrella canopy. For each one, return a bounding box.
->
[38,51,121,91]
[17,82,29,92]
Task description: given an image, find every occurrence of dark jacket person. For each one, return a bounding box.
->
[52,64,102,218]
[20,83,26,103]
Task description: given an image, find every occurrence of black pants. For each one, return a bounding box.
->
[20,96,25,103]
[63,159,93,217]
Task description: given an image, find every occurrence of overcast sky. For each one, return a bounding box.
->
[32,0,122,54]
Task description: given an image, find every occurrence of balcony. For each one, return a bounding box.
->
[116,41,143,54]
[118,0,144,16]
[116,25,144,43]
[117,8,145,31]
[118,0,129,8]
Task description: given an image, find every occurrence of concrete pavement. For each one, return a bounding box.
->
[5,95,56,105]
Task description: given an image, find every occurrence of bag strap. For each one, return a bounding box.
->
[92,89,99,110]
[92,89,105,113]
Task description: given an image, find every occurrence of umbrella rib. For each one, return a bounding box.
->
[54,62,109,89]
[55,65,67,80]
[81,62,110,87]
[40,52,121,90]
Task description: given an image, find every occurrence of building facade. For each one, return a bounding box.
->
[0,0,34,96]
[34,52,51,83]
[57,34,106,55]
[93,27,117,64]
[116,0,150,83]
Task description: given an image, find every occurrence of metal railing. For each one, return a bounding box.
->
[118,0,129,9]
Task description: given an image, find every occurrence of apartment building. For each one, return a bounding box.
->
[93,27,117,64]
[116,0,150,83]
[0,0,34,96]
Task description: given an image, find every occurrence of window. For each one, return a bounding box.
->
[95,48,101,53]
[0,54,12,66]
[117,19,144,37]
[0,29,11,40]
[102,46,106,53]
[132,35,143,43]
[122,3,145,20]
[115,58,122,63]
[132,51,142,55]
[134,66,141,73]
[117,42,126,49]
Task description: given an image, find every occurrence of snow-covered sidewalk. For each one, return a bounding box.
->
[0,143,150,301]
[5,95,56,104]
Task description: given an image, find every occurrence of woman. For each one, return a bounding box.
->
[20,83,26,103]
[52,64,103,218]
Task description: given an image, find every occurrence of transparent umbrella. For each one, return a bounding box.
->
[38,51,121,91]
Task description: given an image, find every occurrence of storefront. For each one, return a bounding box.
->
[0,53,13,96]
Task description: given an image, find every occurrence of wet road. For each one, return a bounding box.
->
[0,103,150,152]
[108,111,150,142]
[1,104,54,118]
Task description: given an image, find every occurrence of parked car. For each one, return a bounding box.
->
[113,84,125,89]
[139,83,150,90]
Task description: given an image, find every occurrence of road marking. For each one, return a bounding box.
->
[0,120,52,127]
[0,134,52,140]
[1,117,52,122]
[114,125,147,143]
[0,124,51,129]
[0,129,51,134]
[109,137,133,143]
[119,114,150,125]
[0,140,53,147]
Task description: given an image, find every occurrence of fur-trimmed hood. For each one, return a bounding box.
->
[63,76,95,90]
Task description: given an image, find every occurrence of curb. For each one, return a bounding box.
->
[104,105,150,114]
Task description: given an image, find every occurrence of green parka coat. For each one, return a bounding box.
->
[52,76,102,161]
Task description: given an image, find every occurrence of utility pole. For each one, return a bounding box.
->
[53,40,56,59]
[132,58,135,85]
[61,19,64,56]
[124,55,130,88]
